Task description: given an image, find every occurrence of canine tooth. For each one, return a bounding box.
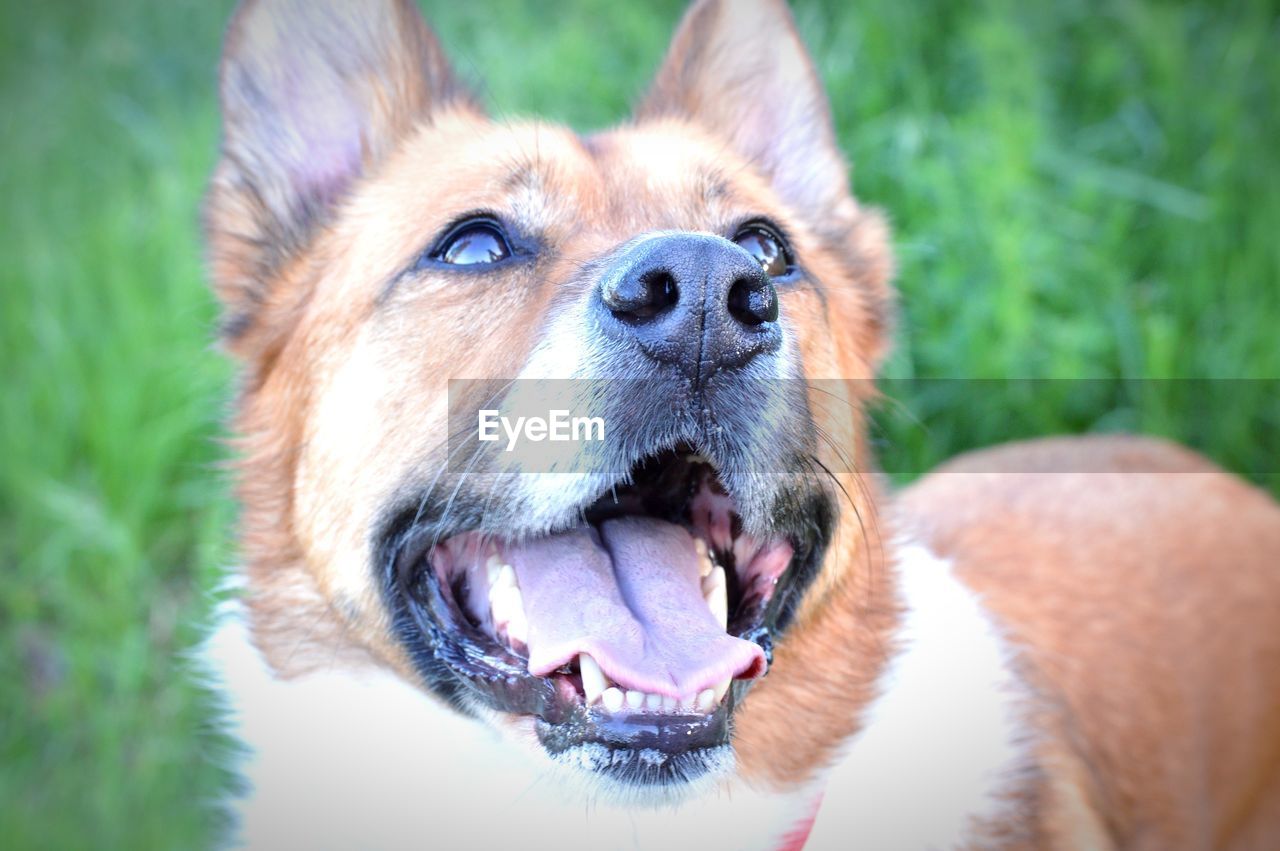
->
[495,563,517,589]
[489,584,511,623]
[686,453,711,464]
[645,692,663,711]
[579,653,607,705]
[485,554,504,586]
[490,575,526,630]
[602,687,625,713]
[703,565,728,628]
[694,538,713,578]
[625,690,645,709]
[713,677,731,705]
[492,582,524,627]
[695,689,716,712]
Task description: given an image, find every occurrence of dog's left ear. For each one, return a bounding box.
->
[206,0,471,347]
[638,0,851,222]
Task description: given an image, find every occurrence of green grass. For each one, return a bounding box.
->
[1,0,1276,847]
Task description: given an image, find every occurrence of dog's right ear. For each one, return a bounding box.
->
[637,0,851,227]
[205,0,470,344]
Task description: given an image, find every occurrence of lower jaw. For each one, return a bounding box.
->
[533,681,740,783]
[401,546,751,720]
[546,738,736,793]
[393,533,831,783]
[385,454,835,787]
[395,549,770,791]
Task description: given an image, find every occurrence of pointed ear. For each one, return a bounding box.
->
[637,0,850,221]
[205,0,471,337]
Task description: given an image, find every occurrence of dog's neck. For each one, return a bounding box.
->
[805,539,1035,847]
[206,525,1032,849]
[731,501,902,791]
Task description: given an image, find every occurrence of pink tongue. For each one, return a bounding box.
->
[506,517,766,699]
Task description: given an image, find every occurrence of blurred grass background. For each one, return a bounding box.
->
[1,0,1276,847]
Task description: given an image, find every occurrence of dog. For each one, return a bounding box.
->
[201,0,1280,847]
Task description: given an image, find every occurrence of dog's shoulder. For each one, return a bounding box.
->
[899,434,1280,608]
[896,435,1280,847]
[805,539,1041,849]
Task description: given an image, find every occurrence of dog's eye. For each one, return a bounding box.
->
[433,219,512,265]
[732,225,791,278]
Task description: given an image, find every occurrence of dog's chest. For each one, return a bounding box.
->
[204,613,817,850]
[203,540,1031,850]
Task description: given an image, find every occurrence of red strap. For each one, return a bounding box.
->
[777,789,825,851]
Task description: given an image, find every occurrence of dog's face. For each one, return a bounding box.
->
[208,0,891,797]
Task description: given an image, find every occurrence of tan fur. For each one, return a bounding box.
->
[899,437,1280,848]
[734,487,899,786]
[206,0,1280,847]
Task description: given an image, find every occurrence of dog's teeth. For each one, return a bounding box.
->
[625,690,645,710]
[694,538,713,578]
[703,565,728,628]
[661,694,678,711]
[733,535,758,568]
[713,677,732,705]
[695,689,717,712]
[488,566,526,638]
[579,653,607,705]
[485,554,504,586]
[488,584,511,623]
[490,581,524,630]
[602,687,624,713]
[494,563,517,589]
[685,453,711,464]
[645,692,663,711]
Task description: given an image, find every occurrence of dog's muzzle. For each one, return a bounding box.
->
[381,232,833,790]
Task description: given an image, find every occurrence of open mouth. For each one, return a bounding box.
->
[389,444,827,787]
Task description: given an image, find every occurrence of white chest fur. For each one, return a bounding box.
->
[202,542,1029,850]
[203,614,813,850]
[805,542,1032,849]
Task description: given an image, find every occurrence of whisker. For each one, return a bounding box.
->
[410,378,519,534]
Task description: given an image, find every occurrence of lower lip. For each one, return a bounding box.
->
[536,696,734,755]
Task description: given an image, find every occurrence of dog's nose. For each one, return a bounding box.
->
[598,233,781,380]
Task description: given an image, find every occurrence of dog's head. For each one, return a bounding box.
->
[207,0,892,798]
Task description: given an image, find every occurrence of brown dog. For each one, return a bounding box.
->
[202,0,1280,847]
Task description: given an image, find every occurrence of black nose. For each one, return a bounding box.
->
[597,233,781,381]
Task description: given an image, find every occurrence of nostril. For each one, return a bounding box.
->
[608,270,679,322]
[727,276,779,326]
[636,271,678,318]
